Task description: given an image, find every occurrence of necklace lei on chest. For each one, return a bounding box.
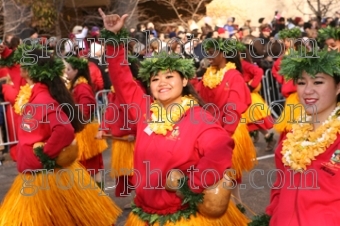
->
[202,62,236,89]
[67,76,88,90]
[148,95,197,135]
[282,104,340,171]
[14,84,33,115]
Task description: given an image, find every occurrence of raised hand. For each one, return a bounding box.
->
[98,8,128,34]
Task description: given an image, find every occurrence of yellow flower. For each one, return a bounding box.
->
[202,62,236,89]
[282,104,340,171]
[148,96,198,135]
[14,84,32,115]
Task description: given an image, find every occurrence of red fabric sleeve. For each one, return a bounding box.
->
[265,136,286,216]
[2,84,19,104]
[72,83,96,120]
[43,110,75,159]
[1,46,13,59]
[245,62,264,88]
[106,45,147,120]
[89,62,104,92]
[220,70,251,135]
[271,57,284,84]
[190,124,234,193]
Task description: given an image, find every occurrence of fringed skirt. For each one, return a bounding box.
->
[273,92,302,134]
[76,122,108,161]
[110,137,135,178]
[125,200,249,226]
[0,162,122,226]
[230,123,257,180]
[242,92,274,131]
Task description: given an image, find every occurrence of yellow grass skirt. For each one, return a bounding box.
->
[110,137,135,178]
[125,200,249,226]
[231,123,257,179]
[76,122,108,161]
[242,92,271,123]
[0,162,122,226]
[273,92,302,134]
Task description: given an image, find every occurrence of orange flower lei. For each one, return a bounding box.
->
[148,95,197,135]
[14,84,33,115]
[282,104,340,171]
[202,62,236,89]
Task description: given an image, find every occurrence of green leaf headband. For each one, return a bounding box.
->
[65,56,88,71]
[318,26,340,43]
[203,37,246,56]
[278,27,302,40]
[138,51,196,86]
[279,47,340,81]
[14,44,65,81]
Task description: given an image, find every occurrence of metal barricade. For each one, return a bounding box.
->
[260,69,285,118]
[95,89,111,125]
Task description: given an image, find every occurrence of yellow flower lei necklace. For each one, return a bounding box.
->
[282,104,340,171]
[202,62,236,89]
[67,76,88,90]
[148,95,198,135]
[14,84,33,115]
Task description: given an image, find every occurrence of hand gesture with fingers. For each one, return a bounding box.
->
[98,8,129,34]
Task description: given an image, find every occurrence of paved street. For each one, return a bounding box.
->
[0,132,278,225]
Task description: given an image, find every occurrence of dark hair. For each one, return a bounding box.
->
[68,57,94,93]
[224,51,243,74]
[29,50,85,133]
[334,76,340,103]
[241,46,253,63]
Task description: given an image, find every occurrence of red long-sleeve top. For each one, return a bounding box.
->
[16,83,75,172]
[88,61,104,93]
[71,81,96,121]
[107,44,234,214]
[266,134,340,225]
[1,47,27,104]
[241,60,263,88]
[196,68,251,136]
[272,56,296,98]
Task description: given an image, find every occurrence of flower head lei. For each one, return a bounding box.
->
[317,26,340,44]
[65,56,89,71]
[279,47,340,81]
[14,44,65,81]
[278,27,302,40]
[138,51,196,86]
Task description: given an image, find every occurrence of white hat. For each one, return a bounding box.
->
[72,25,83,34]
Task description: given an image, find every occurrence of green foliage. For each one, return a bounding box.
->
[278,27,302,40]
[248,214,271,226]
[139,51,196,86]
[279,47,340,81]
[203,37,246,54]
[65,57,88,71]
[131,177,203,225]
[33,146,57,170]
[14,44,65,81]
[318,26,340,43]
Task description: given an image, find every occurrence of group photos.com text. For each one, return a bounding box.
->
[19,100,319,132]
[20,164,322,196]
[18,35,325,65]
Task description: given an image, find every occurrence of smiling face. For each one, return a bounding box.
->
[297,71,340,124]
[149,70,188,109]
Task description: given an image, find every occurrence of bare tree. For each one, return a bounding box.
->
[2,0,32,36]
[139,0,211,29]
[294,0,340,19]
